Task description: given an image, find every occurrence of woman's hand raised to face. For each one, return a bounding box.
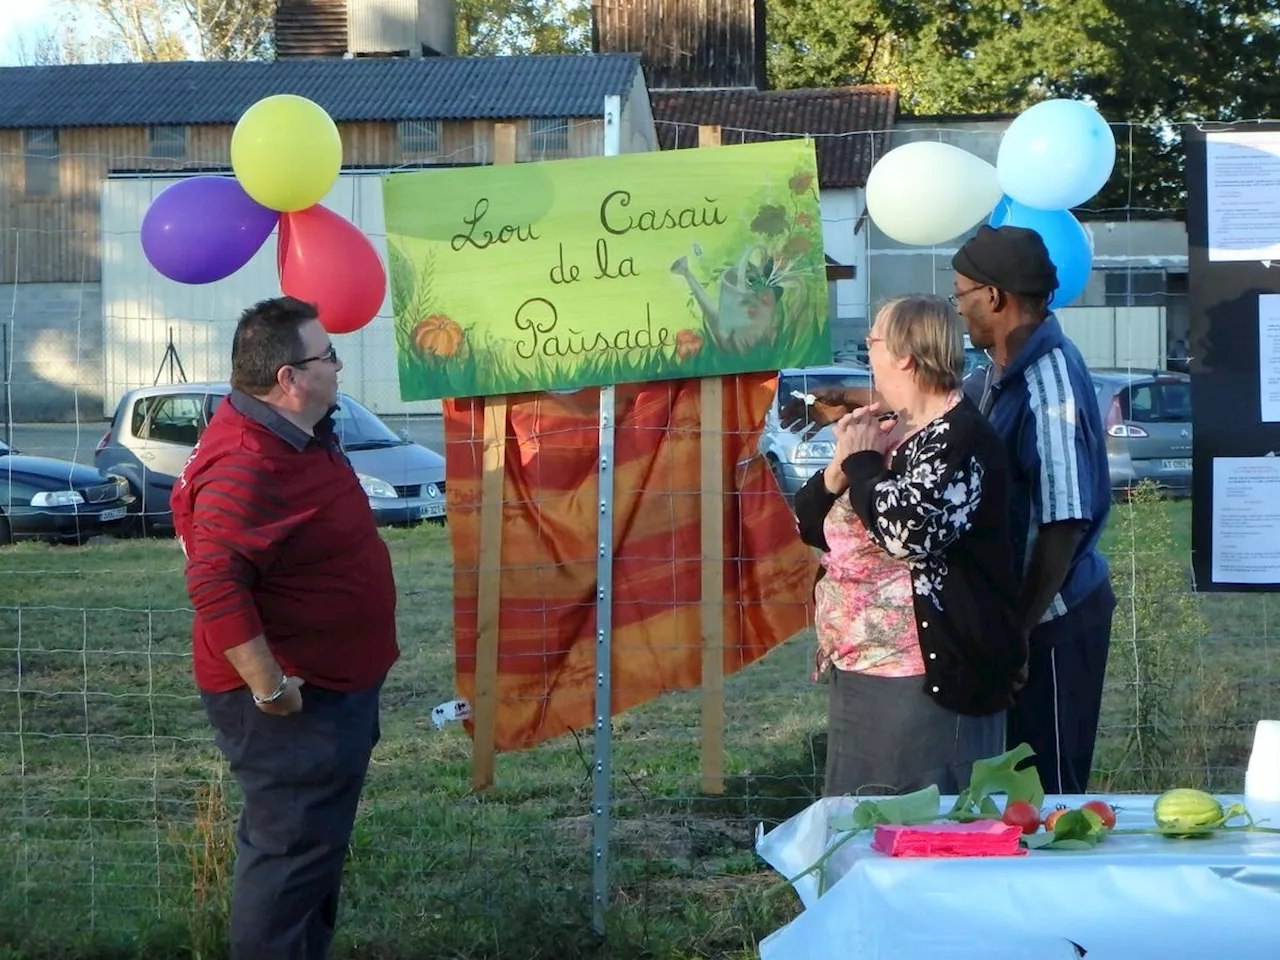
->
[832,404,901,463]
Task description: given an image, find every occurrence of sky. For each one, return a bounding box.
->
[0,0,58,65]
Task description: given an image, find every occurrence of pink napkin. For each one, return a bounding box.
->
[870,820,1027,858]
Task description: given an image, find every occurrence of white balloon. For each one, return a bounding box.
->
[865,141,1004,246]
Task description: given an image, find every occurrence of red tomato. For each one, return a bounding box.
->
[1001,799,1042,835]
[1044,806,1069,832]
[1082,799,1117,830]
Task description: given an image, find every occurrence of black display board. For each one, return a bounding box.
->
[1186,122,1280,591]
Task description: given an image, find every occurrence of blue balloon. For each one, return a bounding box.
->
[988,197,1093,309]
[996,99,1116,210]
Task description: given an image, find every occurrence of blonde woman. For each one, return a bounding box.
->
[794,295,1026,797]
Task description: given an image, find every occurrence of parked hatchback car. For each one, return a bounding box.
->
[1,439,135,545]
[760,365,875,498]
[94,383,447,532]
[1092,369,1193,497]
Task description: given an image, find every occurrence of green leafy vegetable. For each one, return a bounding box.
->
[950,742,1046,816]
[1023,808,1107,851]
[829,785,942,833]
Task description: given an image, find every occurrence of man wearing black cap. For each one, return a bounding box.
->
[951,224,1116,795]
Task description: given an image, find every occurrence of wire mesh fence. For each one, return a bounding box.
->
[1,119,1277,960]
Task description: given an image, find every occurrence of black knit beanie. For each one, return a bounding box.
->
[951,225,1059,299]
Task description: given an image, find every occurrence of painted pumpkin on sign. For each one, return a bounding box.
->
[675,329,704,360]
[413,315,464,358]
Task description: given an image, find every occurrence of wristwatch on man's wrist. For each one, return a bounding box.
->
[253,674,290,706]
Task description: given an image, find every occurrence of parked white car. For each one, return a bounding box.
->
[94,383,446,533]
[760,365,875,499]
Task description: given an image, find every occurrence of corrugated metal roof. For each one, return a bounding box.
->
[275,0,349,59]
[0,54,643,129]
[650,86,898,189]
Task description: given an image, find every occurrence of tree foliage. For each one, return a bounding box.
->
[456,0,590,55]
[22,0,595,63]
[16,0,1278,213]
[765,0,1280,213]
[23,0,274,63]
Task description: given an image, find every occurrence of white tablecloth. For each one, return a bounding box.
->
[756,794,1280,959]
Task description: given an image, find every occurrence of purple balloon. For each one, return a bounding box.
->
[140,176,279,284]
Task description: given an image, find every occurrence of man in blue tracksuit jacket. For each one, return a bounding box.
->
[950,225,1117,795]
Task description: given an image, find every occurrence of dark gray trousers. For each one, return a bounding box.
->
[200,682,382,960]
[824,669,1005,797]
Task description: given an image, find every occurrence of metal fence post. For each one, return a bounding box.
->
[592,94,623,938]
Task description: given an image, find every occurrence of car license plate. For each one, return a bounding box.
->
[99,507,128,522]
[417,501,446,520]
[1160,459,1191,471]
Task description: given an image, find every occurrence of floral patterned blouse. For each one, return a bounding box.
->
[807,395,971,682]
[794,396,1026,717]
[812,494,924,679]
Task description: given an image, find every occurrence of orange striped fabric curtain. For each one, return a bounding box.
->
[444,374,818,751]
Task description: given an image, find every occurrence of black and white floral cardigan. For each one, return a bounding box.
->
[793,396,1027,717]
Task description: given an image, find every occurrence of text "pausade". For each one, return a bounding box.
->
[513,298,672,360]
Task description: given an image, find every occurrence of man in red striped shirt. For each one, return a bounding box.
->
[172,296,399,960]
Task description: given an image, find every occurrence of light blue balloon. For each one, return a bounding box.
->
[988,196,1093,309]
[996,99,1116,210]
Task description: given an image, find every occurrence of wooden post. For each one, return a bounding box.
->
[697,124,726,795]
[472,122,518,791]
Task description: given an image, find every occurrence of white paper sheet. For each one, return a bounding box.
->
[1206,131,1280,262]
[1212,457,1280,584]
[1262,294,1280,422]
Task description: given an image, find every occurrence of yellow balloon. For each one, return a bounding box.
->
[230,94,342,213]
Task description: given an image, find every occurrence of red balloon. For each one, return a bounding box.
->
[277,204,386,334]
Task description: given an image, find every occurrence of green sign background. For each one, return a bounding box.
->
[383,139,830,401]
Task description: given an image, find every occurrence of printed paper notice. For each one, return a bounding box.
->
[1206,131,1280,262]
[1212,457,1280,584]
[1263,294,1280,422]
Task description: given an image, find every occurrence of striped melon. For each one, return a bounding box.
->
[1153,788,1225,836]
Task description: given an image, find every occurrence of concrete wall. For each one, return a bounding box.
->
[869,219,1189,308]
[3,95,659,424]
[1,282,104,423]
[622,72,660,154]
[819,186,869,355]
[99,172,433,421]
[1058,306,1167,371]
[891,117,1013,161]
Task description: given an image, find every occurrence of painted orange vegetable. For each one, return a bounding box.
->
[412,315,464,358]
[676,329,703,359]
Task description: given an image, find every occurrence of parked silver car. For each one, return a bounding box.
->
[963,366,1193,498]
[1092,369,1193,497]
[94,383,447,532]
[760,365,875,498]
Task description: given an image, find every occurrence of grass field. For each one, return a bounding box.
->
[1,498,1278,959]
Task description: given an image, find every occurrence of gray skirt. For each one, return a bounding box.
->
[824,668,1005,797]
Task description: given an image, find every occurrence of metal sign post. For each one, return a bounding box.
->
[591,94,622,938]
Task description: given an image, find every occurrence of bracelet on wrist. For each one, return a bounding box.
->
[252,674,290,705]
